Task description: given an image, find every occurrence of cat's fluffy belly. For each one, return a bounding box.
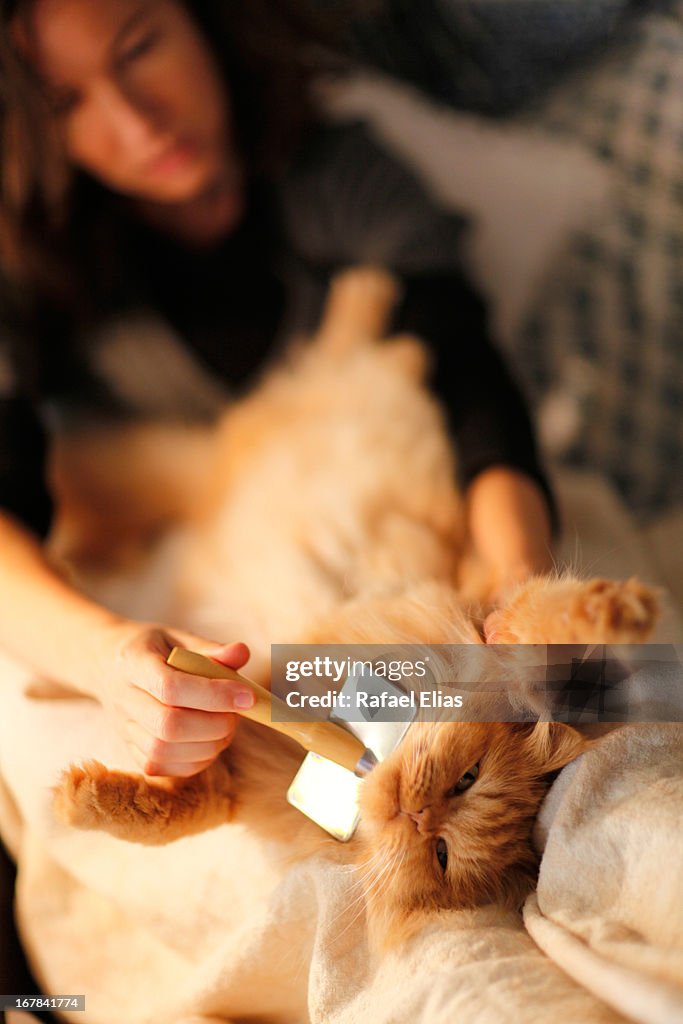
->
[53,270,465,681]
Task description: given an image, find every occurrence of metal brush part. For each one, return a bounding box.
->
[286,669,415,840]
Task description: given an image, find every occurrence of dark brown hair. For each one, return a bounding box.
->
[0,0,343,301]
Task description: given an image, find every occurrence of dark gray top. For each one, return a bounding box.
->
[0,121,554,538]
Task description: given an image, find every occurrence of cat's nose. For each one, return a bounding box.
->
[402,806,431,830]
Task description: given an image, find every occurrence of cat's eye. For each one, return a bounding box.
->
[435,837,448,872]
[445,762,479,797]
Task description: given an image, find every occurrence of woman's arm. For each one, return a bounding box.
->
[0,510,254,777]
[392,272,557,595]
[465,466,554,591]
[282,123,557,593]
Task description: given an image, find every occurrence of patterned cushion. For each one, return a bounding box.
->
[339,1,683,516]
[514,5,683,516]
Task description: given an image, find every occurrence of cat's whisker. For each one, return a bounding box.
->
[340,855,385,900]
[329,842,405,947]
[350,841,386,876]
[372,846,405,902]
[571,542,624,580]
[327,860,383,935]
[334,878,373,927]
[325,899,368,948]
[352,843,399,902]
[360,843,404,906]
[336,862,364,875]
[352,856,396,906]
[331,846,389,913]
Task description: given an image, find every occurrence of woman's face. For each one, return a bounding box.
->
[18,0,241,210]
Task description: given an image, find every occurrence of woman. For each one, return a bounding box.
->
[0,0,554,782]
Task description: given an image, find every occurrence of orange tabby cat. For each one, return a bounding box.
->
[51,268,659,948]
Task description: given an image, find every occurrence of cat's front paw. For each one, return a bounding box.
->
[569,577,659,641]
[53,757,235,845]
[53,760,144,832]
[493,575,660,644]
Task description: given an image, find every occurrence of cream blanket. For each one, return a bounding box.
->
[526,726,683,1024]
[0,660,626,1024]
[0,472,681,1024]
[2,667,682,1024]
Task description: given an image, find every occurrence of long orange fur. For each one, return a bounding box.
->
[49,267,660,948]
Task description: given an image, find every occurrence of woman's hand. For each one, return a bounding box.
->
[0,513,252,777]
[91,621,254,778]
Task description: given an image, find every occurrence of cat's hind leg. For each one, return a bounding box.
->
[315,266,399,354]
[53,757,234,845]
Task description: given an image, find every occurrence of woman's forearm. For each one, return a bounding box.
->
[0,510,256,777]
[466,466,554,592]
[0,511,123,698]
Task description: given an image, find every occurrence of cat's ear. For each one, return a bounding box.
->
[523,721,590,774]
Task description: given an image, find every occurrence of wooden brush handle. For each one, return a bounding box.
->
[166,647,365,773]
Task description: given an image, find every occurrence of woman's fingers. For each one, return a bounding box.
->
[179,638,251,671]
[119,630,255,712]
[139,661,255,713]
[121,682,238,743]
[105,624,255,776]
[124,718,235,776]
[132,751,220,779]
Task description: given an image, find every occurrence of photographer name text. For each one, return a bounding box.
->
[285,689,463,710]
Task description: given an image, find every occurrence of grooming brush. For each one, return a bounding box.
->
[167,647,414,840]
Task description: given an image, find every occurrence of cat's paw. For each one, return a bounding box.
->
[52,760,133,831]
[317,266,400,353]
[493,575,660,644]
[53,757,235,844]
[569,577,659,641]
[379,335,429,382]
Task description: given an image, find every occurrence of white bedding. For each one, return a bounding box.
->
[0,668,632,1024]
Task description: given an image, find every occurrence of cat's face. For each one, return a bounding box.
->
[356,720,586,946]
